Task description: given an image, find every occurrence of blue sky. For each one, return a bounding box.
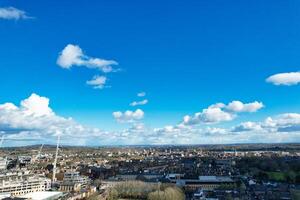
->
[0,0,300,146]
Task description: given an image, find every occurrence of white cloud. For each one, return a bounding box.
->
[137,92,146,97]
[1,94,299,146]
[0,7,30,20]
[266,72,300,86]
[57,44,118,73]
[0,94,147,145]
[20,93,53,116]
[57,44,118,89]
[152,112,300,144]
[183,107,234,125]
[266,113,300,132]
[113,109,144,123]
[154,125,184,135]
[232,113,300,133]
[130,99,148,106]
[86,75,107,89]
[226,101,264,113]
[130,123,145,132]
[203,127,227,136]
[182,100,263,126]
[232,121,262,132]
[130,92,148,106]
[0,94,108,142]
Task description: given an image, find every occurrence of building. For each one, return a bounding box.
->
[176,176,234,191]
[166,173,184,180]
[115,173,162,181]
[19,191,63,200]
[18,156,31,165]
[0,158,7,170]
[65,186,97,200]
[0,171,51,197]
[59,171,90,192]
[62,171,89,186]
[59,182,81,192]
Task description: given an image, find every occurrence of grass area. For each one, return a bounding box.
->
[265,171,300,183]
[291,189,300,200]
[266,172,287,182]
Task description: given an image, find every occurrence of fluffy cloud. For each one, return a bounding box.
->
[154,125,225,137]
[57,44,117,73]
[153,113,300,144]
[57,44,118,89]
[182,100,263,126]
[130,92,148,106]
[137,92,146,97]
[232,113,300,133]
[203,127,227,136]
[265,113,300,132]
[20,93,53,116]
[1,94,299,146]
[0,94,147,145]
[232,121,262,132]
[129,123,145,132]
[266,72,300,86]
[226,101,264,113]
[0,94,54,132]
[0,7,30,20]
[130,99,148,107]
[113,109,144,123]
[0,93,111,146]
[154,125,186,135]
[86,75,107,89]
[183,107,234,125]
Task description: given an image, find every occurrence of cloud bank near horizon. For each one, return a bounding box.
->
[0,93,298,146]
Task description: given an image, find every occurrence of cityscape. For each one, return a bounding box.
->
[0,0,300,199]
[0,143,299,199]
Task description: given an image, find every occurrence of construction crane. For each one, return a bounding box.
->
[52,135,60,183]
[33,143,45,162]
[38,144,44,159]
[0,135,45,166]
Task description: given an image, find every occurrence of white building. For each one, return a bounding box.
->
[19,191,63,200]
[63,171,89,186]
[18,156,32,165]
[0,158,6,170]
[0,171,51,197]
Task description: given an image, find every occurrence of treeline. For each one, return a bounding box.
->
[237,157,300,172]
[107,181,184,200]
[236,157,300,183]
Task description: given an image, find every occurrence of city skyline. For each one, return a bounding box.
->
[0,0,300,146]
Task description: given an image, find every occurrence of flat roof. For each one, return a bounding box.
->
[199,176,233,182]
[19,191,63,200]
[176,176,234,184]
